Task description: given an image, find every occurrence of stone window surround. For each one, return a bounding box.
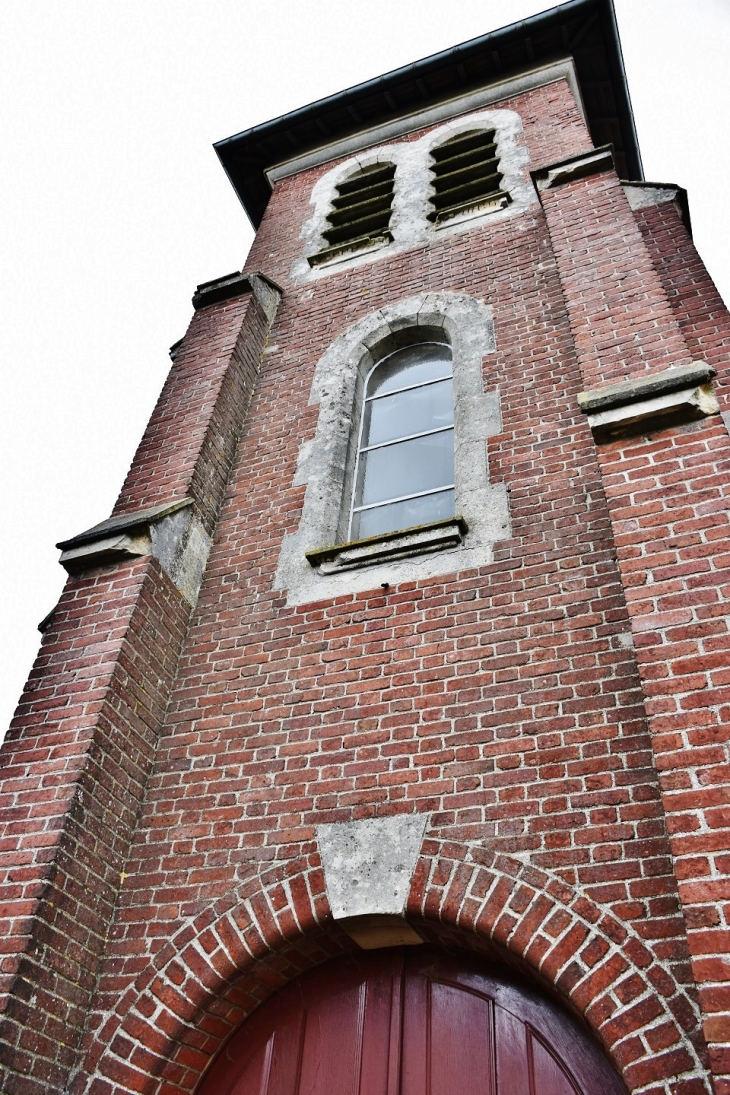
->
[274,292,510,606]
[279,59,584,283]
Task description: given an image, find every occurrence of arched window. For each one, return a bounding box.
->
[350,341,455,540]
[283,294,507,597]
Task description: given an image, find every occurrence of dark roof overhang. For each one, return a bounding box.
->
[214,0,641,228]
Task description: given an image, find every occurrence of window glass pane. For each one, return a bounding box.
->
[368,343,451,397]
[353,489,455,539]
[356,429,454,508]
[363,378,453,446]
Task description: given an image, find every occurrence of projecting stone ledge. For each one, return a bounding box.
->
[56,498,211,607]
[191,270,282,319]
[578,362,719,441]
[531,145,614,192]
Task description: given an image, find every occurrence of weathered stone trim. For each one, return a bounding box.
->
[577,362,719,441]
[317,814,428,947]
[433,190,510,227]
[307,231,393,268]
[192,270,283,314]
[586,384,720,441]
[531,144,614,192]
[57,498,211,608]
[305,517,468,573]
[57,498,192,550]
[577,361,716,415]
[622,181,691,234]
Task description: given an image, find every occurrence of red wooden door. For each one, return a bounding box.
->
[197,948,627,1095]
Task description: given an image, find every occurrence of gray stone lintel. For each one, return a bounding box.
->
[306,517,469,574]
[578,362,717,415]
[57,497,211,607]
[192,269,283,315]
[58,531,153,572]
[532,144,614,192]
[316,814,428,947]
[433,191,510,227]
[307,231,394,269]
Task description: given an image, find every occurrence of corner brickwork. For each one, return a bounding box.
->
[0,558,190,1093]
[539,155,730,1091]
[113,275,279,535]
[0,275,280,1092]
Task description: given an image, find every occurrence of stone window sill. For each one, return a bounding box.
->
[432,192,510,227]
[307,232,393,268]
[306,517,468,574]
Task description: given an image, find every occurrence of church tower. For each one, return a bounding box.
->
[2,2,730,1092]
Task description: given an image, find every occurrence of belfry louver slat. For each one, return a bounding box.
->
[428,129,508,221]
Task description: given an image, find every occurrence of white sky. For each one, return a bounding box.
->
[1,0,729,738]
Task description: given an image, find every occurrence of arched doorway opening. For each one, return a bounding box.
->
[197,947,628,1095]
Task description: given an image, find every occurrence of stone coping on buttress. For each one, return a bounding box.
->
[577,361,716,415]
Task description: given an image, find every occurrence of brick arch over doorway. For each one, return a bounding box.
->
[79,841,707,1095]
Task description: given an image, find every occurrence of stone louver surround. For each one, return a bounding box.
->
[535,146,730,1091]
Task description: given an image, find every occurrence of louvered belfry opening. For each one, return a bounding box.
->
[309,163,396,265]
[428,129,508,223]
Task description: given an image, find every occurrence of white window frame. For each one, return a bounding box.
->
[349,342,455,540]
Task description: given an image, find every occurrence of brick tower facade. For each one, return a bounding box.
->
[2,2,730,1093]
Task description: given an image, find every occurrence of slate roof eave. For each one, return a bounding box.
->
[214,0,641,228]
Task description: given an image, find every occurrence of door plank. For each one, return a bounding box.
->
[196,948,627,1095]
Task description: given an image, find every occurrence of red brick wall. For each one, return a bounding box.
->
[635,198,730,412]
[539,172,730,1090]
[114,288,271,534]
[0,279,277,1092]
[2,76,728,1095]
[79,85,703,1092]
[0,559,190,1093]
[631,200,730,1092]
